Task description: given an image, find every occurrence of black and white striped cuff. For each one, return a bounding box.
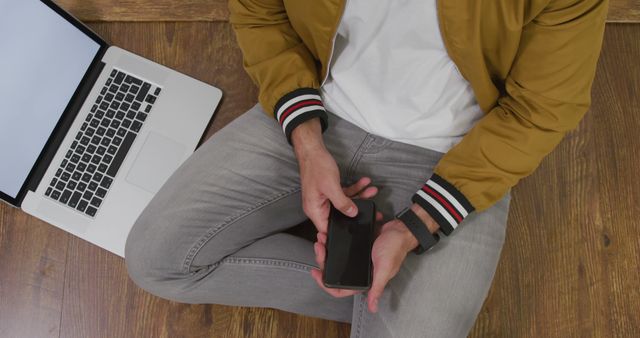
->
[274,88,329,145]
[411,173,475,236]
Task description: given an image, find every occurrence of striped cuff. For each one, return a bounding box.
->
[274,88,329,145]
[411,173,475,236]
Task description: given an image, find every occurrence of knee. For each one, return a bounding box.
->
[124,211,191,301]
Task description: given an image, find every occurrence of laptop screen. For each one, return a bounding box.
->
[0,0,101,200]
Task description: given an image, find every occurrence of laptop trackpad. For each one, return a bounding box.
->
[126,132,186,194]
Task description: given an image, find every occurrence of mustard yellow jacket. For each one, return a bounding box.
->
[228,0,608,234]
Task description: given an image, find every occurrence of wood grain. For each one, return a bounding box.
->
[0,206,69,338]
[468,23,640,338]
[53,0,640,23]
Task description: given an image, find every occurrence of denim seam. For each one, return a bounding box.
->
[182,186,302,273]
[355,294,365,337]
[210,256,316,272]
[346,134,373,180]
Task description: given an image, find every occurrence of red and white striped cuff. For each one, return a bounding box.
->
[274,88,329,145]
[411,173,475,236]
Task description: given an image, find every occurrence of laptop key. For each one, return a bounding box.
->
[106,109,115,118]
[51,190,61,200]
[100,177,113,189]
[113,136,122,146]
[115,92,124,101]
[69,192,81,208]
[122,119,132,129]
[107,132,136,177]
[86,206,97,217]
[55,181,65,191]
[71,154,80,163]
[101,138,110,147]
[98,163,108,173]
[130,85,140,95]
[50,178,58,187]
[82,173,92,183]
[131,101,141,111]
[116,128,126,137]
[154,87,161,96]
[90,197,102,208]
[114,72,125,84]
[60,190,72,204]
[78,200,88,213]
[103,154,113,164]
[55,169,63,177]
[116,111,125,120]
[88,181,98,191]
[131,121,142,132]
[91,155,101,165]
[106,128,116,138]
[82,154,92,163]
[83,190,93,201]
[145,105,152,113]
[125,94,135,103]
[93,172,103,182]
[96,188,107,198]
[77,162,87,172]
[61,172,71,182]
[97,146,106,155]
[77,182,87,192]
[111,69,117,77]
[136,83,151,102]
[80,122,88,131]
[109,84,118,93]
[72,172,82,181]
[45,187,52,197]
[145,95,156,104]
[136,112,147,122]
[67,181,77,190]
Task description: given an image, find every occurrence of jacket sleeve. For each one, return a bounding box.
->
[228,0,328,144]
[411,0,609,235]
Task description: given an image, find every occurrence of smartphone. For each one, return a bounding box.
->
[322,199,376,290]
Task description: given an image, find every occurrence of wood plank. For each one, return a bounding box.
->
[57,21,350,338]
[0,205,69,338]
[469,23,640,337]
[53,0,640,23]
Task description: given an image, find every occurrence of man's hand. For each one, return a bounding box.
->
[292,118,375,233]
[311,202,440,313]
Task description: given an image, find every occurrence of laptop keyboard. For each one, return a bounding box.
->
[44,68,162,217]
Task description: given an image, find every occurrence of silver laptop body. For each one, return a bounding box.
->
[0,0,222,256]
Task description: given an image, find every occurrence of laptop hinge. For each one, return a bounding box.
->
[21,59,107,204]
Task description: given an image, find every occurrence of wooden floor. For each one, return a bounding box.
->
[1,3,639,338]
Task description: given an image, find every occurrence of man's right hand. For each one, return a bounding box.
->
[292,118,376,234]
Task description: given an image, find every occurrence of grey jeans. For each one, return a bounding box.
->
[125,103,511,338]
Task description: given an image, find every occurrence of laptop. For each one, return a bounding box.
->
[0,0,222,257]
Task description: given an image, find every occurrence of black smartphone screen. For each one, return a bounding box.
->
[323,199,375,290]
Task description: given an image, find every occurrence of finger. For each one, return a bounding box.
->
[367,262,392,313]
[343,177,371,197]
[357,186,378,199]
[327,185,358,217]
[314,242,326,269]
[317,232,327,245]
[375,211,384,222]
[310,268,362,298]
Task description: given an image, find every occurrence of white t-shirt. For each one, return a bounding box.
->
[320,0,484,153]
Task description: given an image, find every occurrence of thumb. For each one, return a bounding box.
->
[367,263,391,313]
[327,185,358,217]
